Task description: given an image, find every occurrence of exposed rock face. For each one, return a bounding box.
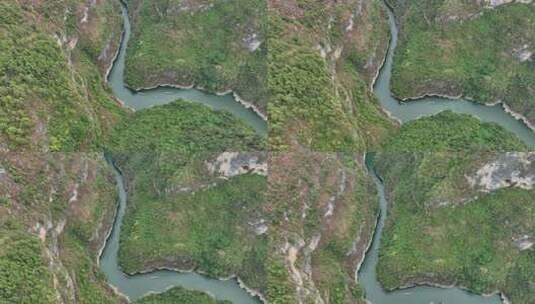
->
[244,33,262,52]
[514,44,533,62]
[464,152,535,257]
[206,152,267,177]
[487,0,514,7]
[467,152,535,192]
[486,0,533,7]
[513,235,534,250]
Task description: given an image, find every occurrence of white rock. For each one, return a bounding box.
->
[206,152,267,178]
[467,152,535,192]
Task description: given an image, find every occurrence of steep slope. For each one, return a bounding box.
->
[268,0,397,151]
[0,153,122,303]
[266,150,378,303]
[0,0,126,151]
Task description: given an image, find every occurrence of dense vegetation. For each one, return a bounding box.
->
[0,229,55,303]
[380,110,527,151]
[387,0,535,126]
[124,0,268,112]
[0,0,125,151]
[136,286,231,304]
[375,152,535,303]
[107,99,264,153]
[268,0,396,151]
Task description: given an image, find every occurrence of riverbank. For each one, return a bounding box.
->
[121,264,267,304]
[121,0,268,117]
[393,89,535,134]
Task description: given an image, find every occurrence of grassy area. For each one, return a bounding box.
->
[388,1,535,125]
[0,1,125,151]
[380,111,527,151]
[375,152,535,303]
[268,0,396,151]
[124,0,267,112]
[136,286,231,304]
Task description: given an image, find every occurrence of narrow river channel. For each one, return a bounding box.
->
[374,1,535,148]
[360,155,503,304]
[98,1,264,302]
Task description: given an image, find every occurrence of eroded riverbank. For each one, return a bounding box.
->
[373,1,535,148]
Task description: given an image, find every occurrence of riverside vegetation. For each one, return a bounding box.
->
[106,99,265,153]
[380,111,527,152]
[135,286,231,304]
[375,151,535,303]
[123,0,268,114]
[387,0,535,126]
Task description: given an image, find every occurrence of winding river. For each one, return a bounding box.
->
[374,2,535,148]
[98,1,263,302]
[106,0,267,135]
[356,2,526,302]
[359,154,503,304]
